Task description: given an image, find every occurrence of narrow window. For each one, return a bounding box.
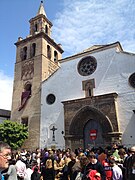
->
[21,117,28,126]
[47,45,51,59]
[23,46,27,60]
[45,25,48,34]
[31,43,36,57]
[54,51,58,62]
[87,88,93,97]
[82,79,95,97]
[35,24,38,32]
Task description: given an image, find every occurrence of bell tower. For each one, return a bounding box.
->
[11,1,63,149]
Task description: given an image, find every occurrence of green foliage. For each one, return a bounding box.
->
[0,120,28,150]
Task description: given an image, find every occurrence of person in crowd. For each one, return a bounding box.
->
[98,148,107,164]
[20,149,27,164]
[73,154,89,180]
[118,148,128,163]
[25,151,32,168]
[41,148,49,164]
[112,143,120,162]
[67,152,76,180]
[2,159,17,180]
[54,152,64,179]
[79,155,89,175]
[31,166,41,180]
[41,159,55,180]
[102,151,114,180]
[84,153,106,180]
[126,145,135,180]
[118,148,128,180]
[16,156,27,180]
[122,147,134,180]
[46,150,56,167]
[36,148,41,170]
[60,156,71,180]
[31,151,37,163]
[57,152,65,168]
[25,164,33,180]
[109,159,123,180]
[71,153,83,180]
[0,141,11,180]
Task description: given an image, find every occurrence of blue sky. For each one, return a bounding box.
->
[1,0,135,110]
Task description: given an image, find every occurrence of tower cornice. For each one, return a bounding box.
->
[29,14,53,27]
[15,32,64,54]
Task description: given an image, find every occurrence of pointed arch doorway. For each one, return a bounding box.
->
[84,119,104,149]
[63,93,122,150]
[66,106,114,150]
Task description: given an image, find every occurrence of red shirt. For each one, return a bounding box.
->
[102,160,112,180]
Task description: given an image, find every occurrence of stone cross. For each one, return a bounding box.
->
[50,126,57,141]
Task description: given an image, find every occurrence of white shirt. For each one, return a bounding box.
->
[15,160,27,178]
[112,164,123,180]
[24,168,33,180]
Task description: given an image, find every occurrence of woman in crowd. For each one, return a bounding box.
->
[41,159,55,180]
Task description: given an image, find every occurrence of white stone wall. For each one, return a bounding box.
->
[40,46,135,149]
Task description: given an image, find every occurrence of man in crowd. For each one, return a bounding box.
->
[102,151,114,180]
[126,146,135,180]
[85,153,106,180]
[109,159,123,180]
[0,141,11,180]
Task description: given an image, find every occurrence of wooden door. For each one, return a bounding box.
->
[84,119,104,149]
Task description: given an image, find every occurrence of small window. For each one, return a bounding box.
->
[45,25,48,34]
[34,24,38,32]
[21,117,28,126]
[46,94,56,105]
[31,43,36,57]
[129,73,135,88]
[82,79,95,97]
[47,45,51,59]
[54,51,58,62]
[23,46,27,60]
[87,88,93,97]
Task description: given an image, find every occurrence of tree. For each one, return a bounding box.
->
[0,120,28,150]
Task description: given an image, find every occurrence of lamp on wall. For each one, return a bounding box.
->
[133,110,135,114]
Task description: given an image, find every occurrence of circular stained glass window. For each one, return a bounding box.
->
[129,73,135,88]
[78,56,97,76]
[46,94,56,105]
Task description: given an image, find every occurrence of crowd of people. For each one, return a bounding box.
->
[0,141,135,180]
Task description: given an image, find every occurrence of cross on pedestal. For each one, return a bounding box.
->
[50,126,57,142]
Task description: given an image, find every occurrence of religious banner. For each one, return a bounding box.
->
[18,91,31,111]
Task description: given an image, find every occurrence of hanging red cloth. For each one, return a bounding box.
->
[18,91,31,111]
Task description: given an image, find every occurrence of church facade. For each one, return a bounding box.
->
[41,42,135,150]
[11,2,135,150]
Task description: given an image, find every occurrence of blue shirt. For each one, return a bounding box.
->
[0,173,5,180]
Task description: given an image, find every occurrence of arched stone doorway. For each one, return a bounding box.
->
[69,106,113,149]
[63,93,122,150]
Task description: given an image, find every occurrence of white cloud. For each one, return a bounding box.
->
[52,0,135,57]
[0,71,13,110]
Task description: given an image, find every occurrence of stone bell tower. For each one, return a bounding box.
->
[11,1,63,149]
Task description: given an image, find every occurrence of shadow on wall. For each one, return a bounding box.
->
[122,112,135,146]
